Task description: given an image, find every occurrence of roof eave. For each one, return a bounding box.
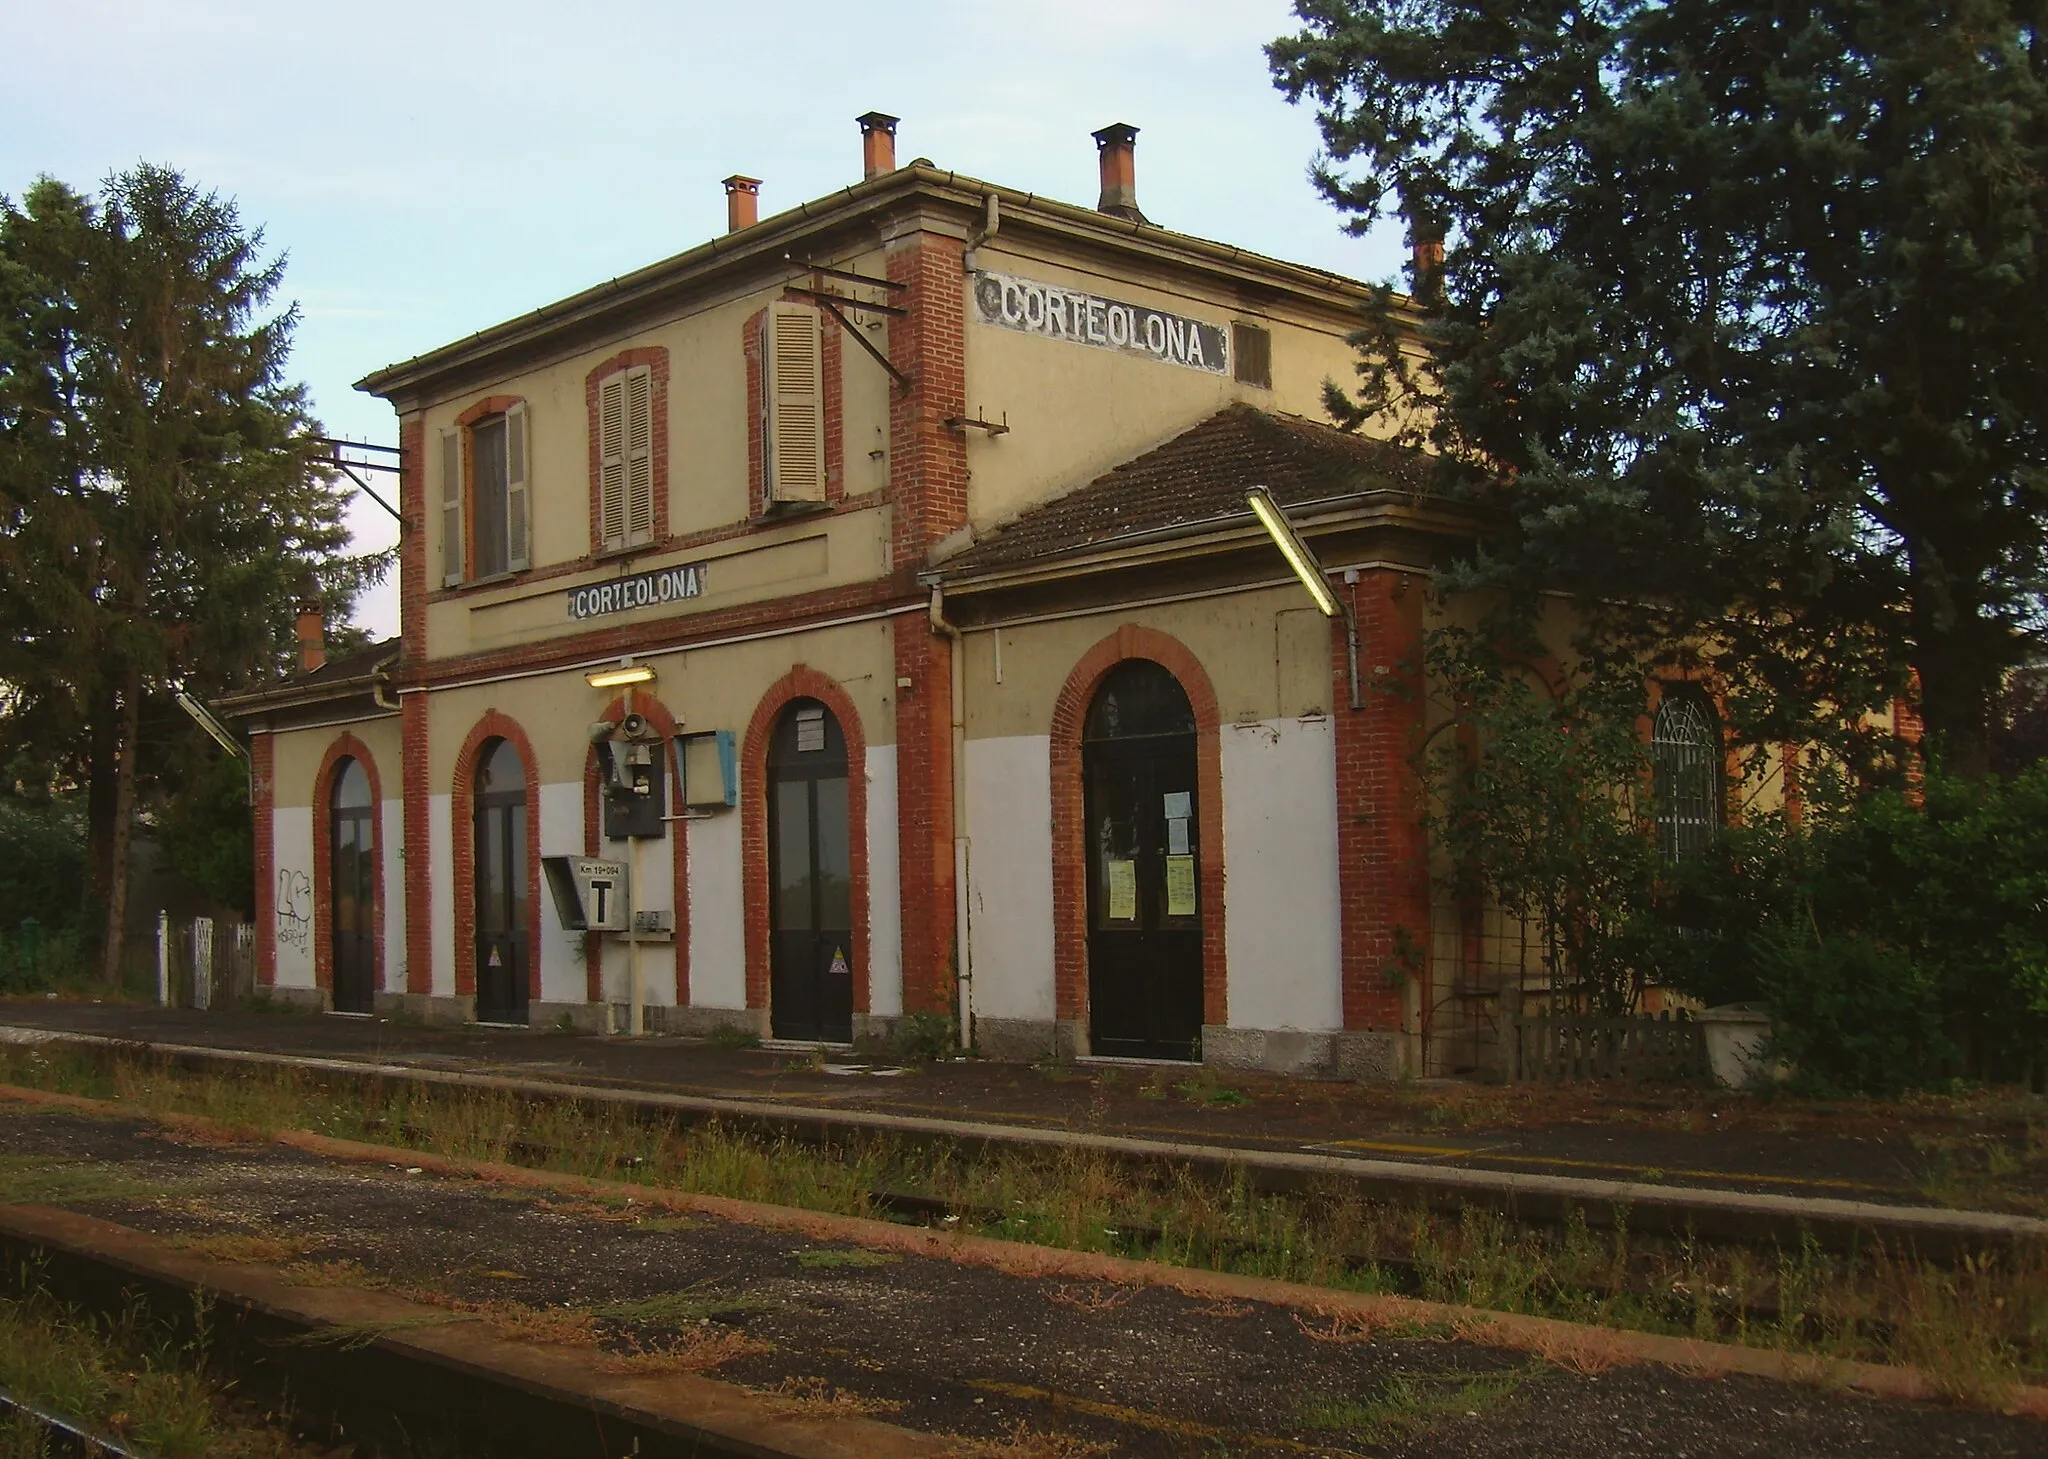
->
[355,166,1415,405]
[927,492,1484,596]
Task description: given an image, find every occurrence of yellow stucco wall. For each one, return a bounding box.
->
[959,241,1379,534]
[267,715,403,809]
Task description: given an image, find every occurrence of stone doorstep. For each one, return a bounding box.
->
[0,1202,954,1459]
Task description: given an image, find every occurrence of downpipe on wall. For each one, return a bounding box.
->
[929,585,972,1052]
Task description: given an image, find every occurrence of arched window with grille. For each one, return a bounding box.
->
[1653,689,1722,861]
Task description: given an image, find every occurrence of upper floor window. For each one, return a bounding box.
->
[596,365,654,552]
[440,402,529,585]
[1232,321,1272,389]
[1653,688,1721,862]
[761,303,825,507]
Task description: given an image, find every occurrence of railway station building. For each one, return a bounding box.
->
[225,114,1528,1080]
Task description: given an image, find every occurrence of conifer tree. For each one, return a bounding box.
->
[0,166,382,978]
[1272,0,2048,773]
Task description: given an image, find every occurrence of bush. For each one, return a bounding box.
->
[0,797,88,931]
[1665,765,2048,1091]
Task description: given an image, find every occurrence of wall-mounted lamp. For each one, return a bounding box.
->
[586,660,655,690]
[1247,486,1361,711]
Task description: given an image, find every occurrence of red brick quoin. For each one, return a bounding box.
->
[1049,626,1227,1037]
[400,690,432,995]
[1333,571,1430,1033]
[739,667,870,1021]
[582,692,690,1005]
[311,734,386,995]
[450,711,544,1003]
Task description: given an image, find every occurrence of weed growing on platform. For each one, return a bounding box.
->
[3,1044,2043,1398]
[0,1282,329,1457]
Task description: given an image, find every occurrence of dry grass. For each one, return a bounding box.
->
[762,1375,904,1420]
[943,1422,1114,1458]
[1043,1283,1131,1313]
[593,1325,771,1374]
[170,1232,324,1265]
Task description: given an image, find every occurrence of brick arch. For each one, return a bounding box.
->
[740,667,870,1022]
[311,734,386,997]
[584,348,670,551]
[1049,626,1227,1041]
[582,692,689,1005]
[452,711,543,1005]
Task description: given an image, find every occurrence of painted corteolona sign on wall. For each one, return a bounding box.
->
[971,270,1229,375]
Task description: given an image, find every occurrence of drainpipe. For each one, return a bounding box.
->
[962,192,1000,272]
[928,583,971,1052]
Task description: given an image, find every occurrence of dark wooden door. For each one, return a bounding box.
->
[768,701,854,1043]
[329,758,376,1015]
[473,738,529,1025]
[1083,661,1204,1060]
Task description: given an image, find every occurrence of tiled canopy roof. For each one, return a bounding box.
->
[293,637,399,685]
[937,404,1435,574]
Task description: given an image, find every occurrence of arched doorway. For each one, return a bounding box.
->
[329,757,376,1014]
[473,737,529,1024]
[1083,659,1204,1059]
[767,699,853,1042]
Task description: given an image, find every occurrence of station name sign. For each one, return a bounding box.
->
[566,562,707,621]
[971,270,1229,376]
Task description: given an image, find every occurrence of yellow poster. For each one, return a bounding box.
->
[1107,858,1137,921]
[1165,855,1197,916]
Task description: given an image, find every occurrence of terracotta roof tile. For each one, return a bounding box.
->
[939,404,1433,574]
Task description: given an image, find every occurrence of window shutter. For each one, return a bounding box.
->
[624,366,653,544]
[504,402,530,572]
[598,372,627,549]
[764,303,825,503]
[439,428,463,585]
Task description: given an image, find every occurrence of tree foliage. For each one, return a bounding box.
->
[1271,0,2048,774]
[0,166,385,972]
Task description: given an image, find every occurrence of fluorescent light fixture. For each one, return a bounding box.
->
[175,691,245,761]
[586,661,655,690]
[1247,487,1339,618]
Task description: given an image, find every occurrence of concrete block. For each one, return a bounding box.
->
[972,1017,1078,1063]
[656,1005,766,1040]
[1333,1030,1402,1084]
[261,986,328,1015]
[532,1001,612,1035]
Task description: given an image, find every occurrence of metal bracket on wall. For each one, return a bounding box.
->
[942,410,1010,437]
[805,292,913,391]
[311,436,402,523]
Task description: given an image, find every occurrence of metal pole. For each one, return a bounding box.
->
[625,686,644,1037]
[156,911,169,1007]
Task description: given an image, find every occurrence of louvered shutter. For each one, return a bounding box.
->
[624,367,653,544]
[439,428,463,585]
[764,303,825,503]
[504,402,530,572]
[598,372,627,549]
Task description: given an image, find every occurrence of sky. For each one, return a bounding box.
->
[3,0,1405,640]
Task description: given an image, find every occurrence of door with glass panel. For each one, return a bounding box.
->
[1083,660,1204,1060]
[329,758,376,1015]
[767,701,854,1043]
[472,738,529,1024]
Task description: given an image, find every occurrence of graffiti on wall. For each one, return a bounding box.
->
[276,868,312,953]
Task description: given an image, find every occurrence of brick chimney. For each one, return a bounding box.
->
[295,600,326,674]
[1411,222,1445,303]
[857,111,898,179]
[1091,123,1146,224]
[723,175,761,232]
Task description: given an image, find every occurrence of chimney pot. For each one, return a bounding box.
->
[722,175,761,232]
[1091,123,1146,224]
[295,601,326,675]
[1410,227,1445,301]
[856,111,899,180]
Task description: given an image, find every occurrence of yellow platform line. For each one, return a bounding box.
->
[965,1378,1353,1455]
